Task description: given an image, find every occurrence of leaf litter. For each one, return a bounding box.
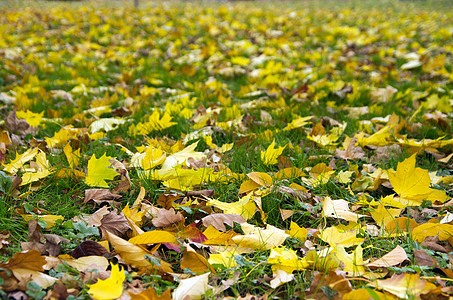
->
[0,1,453,299]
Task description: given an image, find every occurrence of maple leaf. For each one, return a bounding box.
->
[261,140,285,165]
[85,153,119,188]
[388,154,449,206]
[88,263,125,300]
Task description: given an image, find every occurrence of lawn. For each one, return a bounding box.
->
[0,0,453,299]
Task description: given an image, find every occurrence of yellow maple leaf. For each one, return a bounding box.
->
[88,263,125,300]
[85,153,119,188]
[63,144,80,169]
[2,148,38,174]
[21,149,52,185]
[283,115,313,131]
[16,110,43,127]
[261,140,285,165]
[287,221,308,242]
[334,244,365,276]
[129,110,176,136]
[141,146,166,170]
[388,154,449,206]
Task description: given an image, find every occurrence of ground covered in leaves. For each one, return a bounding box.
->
[1,0,453,299]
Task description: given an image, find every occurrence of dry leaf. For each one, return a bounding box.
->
[201,213,245,232]
[152,208,184,228]
[366,245,408,268]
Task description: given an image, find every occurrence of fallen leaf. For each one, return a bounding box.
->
[366,245,408,268]
[71,240,110,258]
[371,273,436,299]
[180,247,216,274]
[152,208,184,228]
[128,231,177,245]
[172,272,210,300]
[88,263,125,300]
[388,154,449,206]
[85,153,119,188]
[201,213,245,232]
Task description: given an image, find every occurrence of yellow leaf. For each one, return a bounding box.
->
[122,204,145,227]
[247,172,273,187]
[180,248,216,274]
[16,110,43,127]
[371,273,436,299]
[238,179,261,194]
[142,146,166,170]
[22,214,63,229]
[268,247,309,273]
[63,143,80,169]
[412,223,453,242]
[273,167,305,181]
[128,230,177,244]
[130,110,176,136]
[232,223,289,250]
[161,141,205,170]
[283,116,313,131]
[288,221,307,242]
[388,154,449,206]
[21,149,51,185]
[261,140,285,165]
[88,263,125,300]
[334,244,365,275]
[319,226,364,248]
[343,289,393,300]
[207,193,256,220]
[321,197,363,222]
[106,231,172,273]
[202,226,238,245]
[370,203,402,228]
[85,153,119,188]
[2,148,38,174]
[208,250,238,268]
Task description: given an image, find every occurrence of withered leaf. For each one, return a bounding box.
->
[71,240,110,259]
[99,210,131,239]
[201,213,245,232]
[156,193,181,209]
[152,208,184,228]
[413,248,436,268]
[84,189,122,203]
[306,271,352,300]
[5,110,30,135]
[335,138,366,161]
